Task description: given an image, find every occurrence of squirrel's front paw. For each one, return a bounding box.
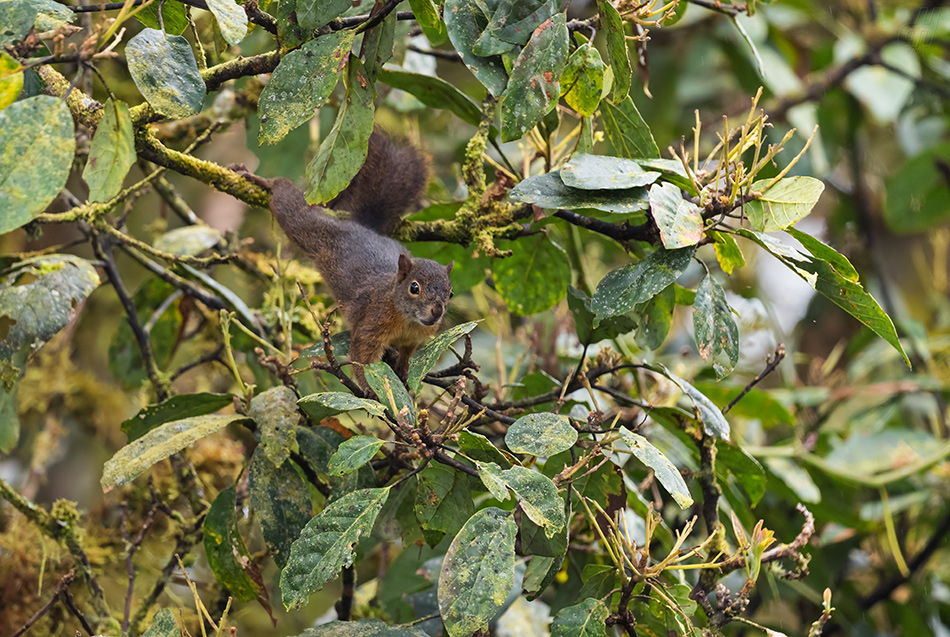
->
[229,164,272,191]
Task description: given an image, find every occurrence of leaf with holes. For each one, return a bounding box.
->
[280,487,390,609]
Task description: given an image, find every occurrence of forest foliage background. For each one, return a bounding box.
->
[1,0,949,636]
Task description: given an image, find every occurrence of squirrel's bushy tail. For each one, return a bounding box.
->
[328,130,428,236]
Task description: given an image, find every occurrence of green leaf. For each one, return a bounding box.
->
[458,430,511,467]
[101,415,244,491]
[122,392,233,442]
[711,230,745,274]
[153,226,224,256]
[293,619,430,636]
[135,0,188,34]
[275,0,308,50]
[635,283,675,350]
[361,8,396,82]
[328,436,386,476]
[715,440,766,506]
[617,427,693,508]
[883,142,950,233]
[206,0,247,45]
[560,154,660,190]
[500,13,568,141]
[249,385,300,467]
[0,95,75,233]
[591,246,695,325]
[492,232,571,315]
[559,43,604,117]
[126,29,206,119]
[745,176,825,232]
[691,381,794,427]
[0,52,24,111]
[476,461,511,501]
[407,0,448,45]
[415,463,475,537]
[523,554,563,599]
[475,0,557,53]
[509,171,650,214]
[843,41,919,123]
[487,464,566,537]
[649,182,703,249]
[258,30,355,145]
[142,609,179,637]
[406,321,478,392]
[764,457,820,503]
[204,487,270,607]
[364,361,416,425]
[567,286,637,345]
[444,0,508,96]
[378,66,481,127]
[597,0,631,103]
[438,508,517,637]
[281,487,390,609]
[693,273,739,378]
[601,96,659,159]
[305,57,375,204]
[249,447,312,569]
[736,228,909,367]
[550,597,609,637]
[300,331,351,359]
[297,0,350,30]
[298,392,387,420]
[657,365,730,440]
[506,412,577,457]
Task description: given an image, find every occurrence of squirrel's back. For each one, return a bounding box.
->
[328,130,428,236]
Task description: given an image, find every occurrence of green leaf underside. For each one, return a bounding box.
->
[122,392,232,442]
[500,13,568,141]
[479,463,566,537]
[204,486,266,603]
[735,228,909,367]
[101,415,243,491]
[506,412,577,456]
[0,96,75,233]
[249,385,300,468]
[493,233,571,315]
[328,436,386,476]
[444,0,508,96]
[258,30,355,145]
[560,44,605,117]
[126,29,206,119]
[561,154,660,190]
[551,597,610,637]
[305,57,375,204]
[618,428,693,508]
[300,330,351,359]
[715,440,766,506]
[509,171,649,214]
[649,182,703,248]
[249,447,312,569]
[438,508,517,637]
[280,487,390,610]
[597,0,630,103]
[406,321,478,393]
[635,284,675,350]
[298,392,387,420]
[294,619,430,636]
[745,177,825,232]
[379,66,481,126]
[601,97,660,159]
[407,0,448,46]
[591,246,695,325]
[135,1,188,35]
[657,365,731,440]
[205,0,248,46]
[693,274,739,378]
[83,98,135,202]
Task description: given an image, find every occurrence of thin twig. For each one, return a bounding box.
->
[723,344,786,414]
[11,570,77,637]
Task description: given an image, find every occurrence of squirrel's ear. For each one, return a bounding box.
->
[445,261,454,275]
[397,253,412,279]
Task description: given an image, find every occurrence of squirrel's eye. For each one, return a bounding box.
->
[409,281,420,295]
[449,291,454,299]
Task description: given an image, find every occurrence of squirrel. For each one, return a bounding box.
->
[239,131,453,390]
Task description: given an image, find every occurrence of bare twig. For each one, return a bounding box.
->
[10,570,77,637]
[723,344,786,414]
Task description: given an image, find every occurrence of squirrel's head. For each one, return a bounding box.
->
[394,254,454,327]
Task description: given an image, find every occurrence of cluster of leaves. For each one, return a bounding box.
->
[2,1,950,637]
